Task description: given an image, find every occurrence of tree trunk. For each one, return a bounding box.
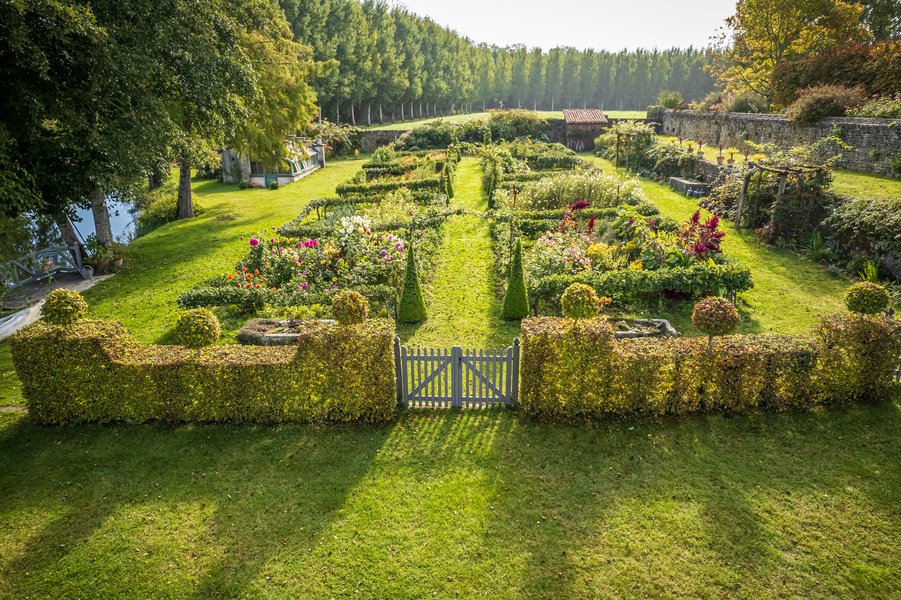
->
[177,118,194,220]
[89,183,113,244]
[401,101,404,121]
[336,103,339,125]
[419,100,423,118]
[52,208,83,263]
[367,104,371,126]
[351,104,356,126]
[551,96,554,111]
[379,104,383,123]
[177,158,194,219]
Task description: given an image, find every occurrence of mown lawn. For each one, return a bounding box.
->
[360,110,646,130]
[2,397,900,599]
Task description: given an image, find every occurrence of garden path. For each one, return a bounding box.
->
[396,157,520,349]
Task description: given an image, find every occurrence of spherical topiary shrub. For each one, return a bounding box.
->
[175,308,221,357]
[41,289,88,326]
[331,290,368,326]
[692,296,741,347]
[561,283,603,320]
[844,282,891,315]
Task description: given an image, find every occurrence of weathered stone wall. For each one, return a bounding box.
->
[360,129,409,152]
[662,110,901,176]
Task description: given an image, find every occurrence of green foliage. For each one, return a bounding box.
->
[785,85,865,125]
[398,246,427,323]
[520,313,901,418]
[303,120,362,156]
[561,283,602,319]
[135,183,204,238]
[502,239,529,320]
[175,308,221,353]
[10,318,396,424]
[331,290,368,326]
[269,181,280,190]
[531,262,754,309]
[40,289,88,326]
[692,296,741,345]
[813,312,901,402]
[848,90,901,119]
[657,90,683,109]
[891,156,901,175]
[844,282,891,315]
[726,90,767,113]
[771,42,901,108]
[825,195,901,268]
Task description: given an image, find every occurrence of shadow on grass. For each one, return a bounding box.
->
[0,416,393,597]
[2,399,901,597]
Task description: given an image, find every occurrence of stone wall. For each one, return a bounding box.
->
[662,110,901,176]
[360,129,409,152]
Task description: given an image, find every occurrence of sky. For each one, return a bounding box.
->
[390,0,736,52]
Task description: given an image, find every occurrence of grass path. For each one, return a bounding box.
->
[397,157,520,349]
[584,154,851,336]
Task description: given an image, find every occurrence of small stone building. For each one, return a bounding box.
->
[220,137,325,187]
[562,109,609,151]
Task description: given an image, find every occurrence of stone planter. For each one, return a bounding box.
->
[612,319,678,339]
[727,159,735,166]
[716,156,724,165]
[697,152,704,160]
[237,318,338,345]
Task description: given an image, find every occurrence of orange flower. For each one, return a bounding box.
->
[254,269,259,275]
[227,274,233,280]
[245,274,252,279]
[272,287,277,292]
[246,283,251,288]
[255,284,261,288]
[242,267,247,271]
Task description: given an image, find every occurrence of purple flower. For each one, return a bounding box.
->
[249,238,259,246]
[380,250,387,256]
[270,238,275,243]
[395,242,403,249]
[240,236,244,240]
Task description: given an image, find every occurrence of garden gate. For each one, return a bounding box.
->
[394,337,519,408]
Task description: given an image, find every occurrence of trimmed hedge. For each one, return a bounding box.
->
[279,206,462,240]
[520,314,901,418]
[11,319,396,424]
[336,178,441,197]
[178,283,398,313]
[531,262,754,303]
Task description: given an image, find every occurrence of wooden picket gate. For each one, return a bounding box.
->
[394,337,519,408]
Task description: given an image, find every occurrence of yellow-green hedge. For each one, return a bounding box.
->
[11,319,396,425]
[521,314,901,419]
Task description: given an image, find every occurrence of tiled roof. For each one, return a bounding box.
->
[562,109,608,124]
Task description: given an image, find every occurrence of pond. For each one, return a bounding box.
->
[73,199,137,243]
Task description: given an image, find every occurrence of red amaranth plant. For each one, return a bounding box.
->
[680,211,726,257]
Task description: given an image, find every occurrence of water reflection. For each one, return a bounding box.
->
[73,200,137,243]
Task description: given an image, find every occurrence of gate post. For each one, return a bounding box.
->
[451,346,463,408]
[394,337,404,405]
[509,338,520,406]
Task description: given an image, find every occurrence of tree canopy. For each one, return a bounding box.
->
[705,0,871,105]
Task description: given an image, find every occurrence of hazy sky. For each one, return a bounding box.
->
[390,0,736,52]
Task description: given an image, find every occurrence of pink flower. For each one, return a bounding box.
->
[249,238,259,246]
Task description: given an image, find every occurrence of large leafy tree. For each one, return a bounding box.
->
[706,0,870,106]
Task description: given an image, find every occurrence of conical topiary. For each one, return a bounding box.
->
[398,246,428,323]
[444,167,454,199]
[502,239,529,320]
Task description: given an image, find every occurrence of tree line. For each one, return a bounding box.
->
[282,0,718,125]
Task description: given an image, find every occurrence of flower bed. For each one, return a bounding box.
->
[180,187,451,316]
[483,149,753,312]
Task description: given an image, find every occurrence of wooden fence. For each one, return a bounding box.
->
[394,337,519,408]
